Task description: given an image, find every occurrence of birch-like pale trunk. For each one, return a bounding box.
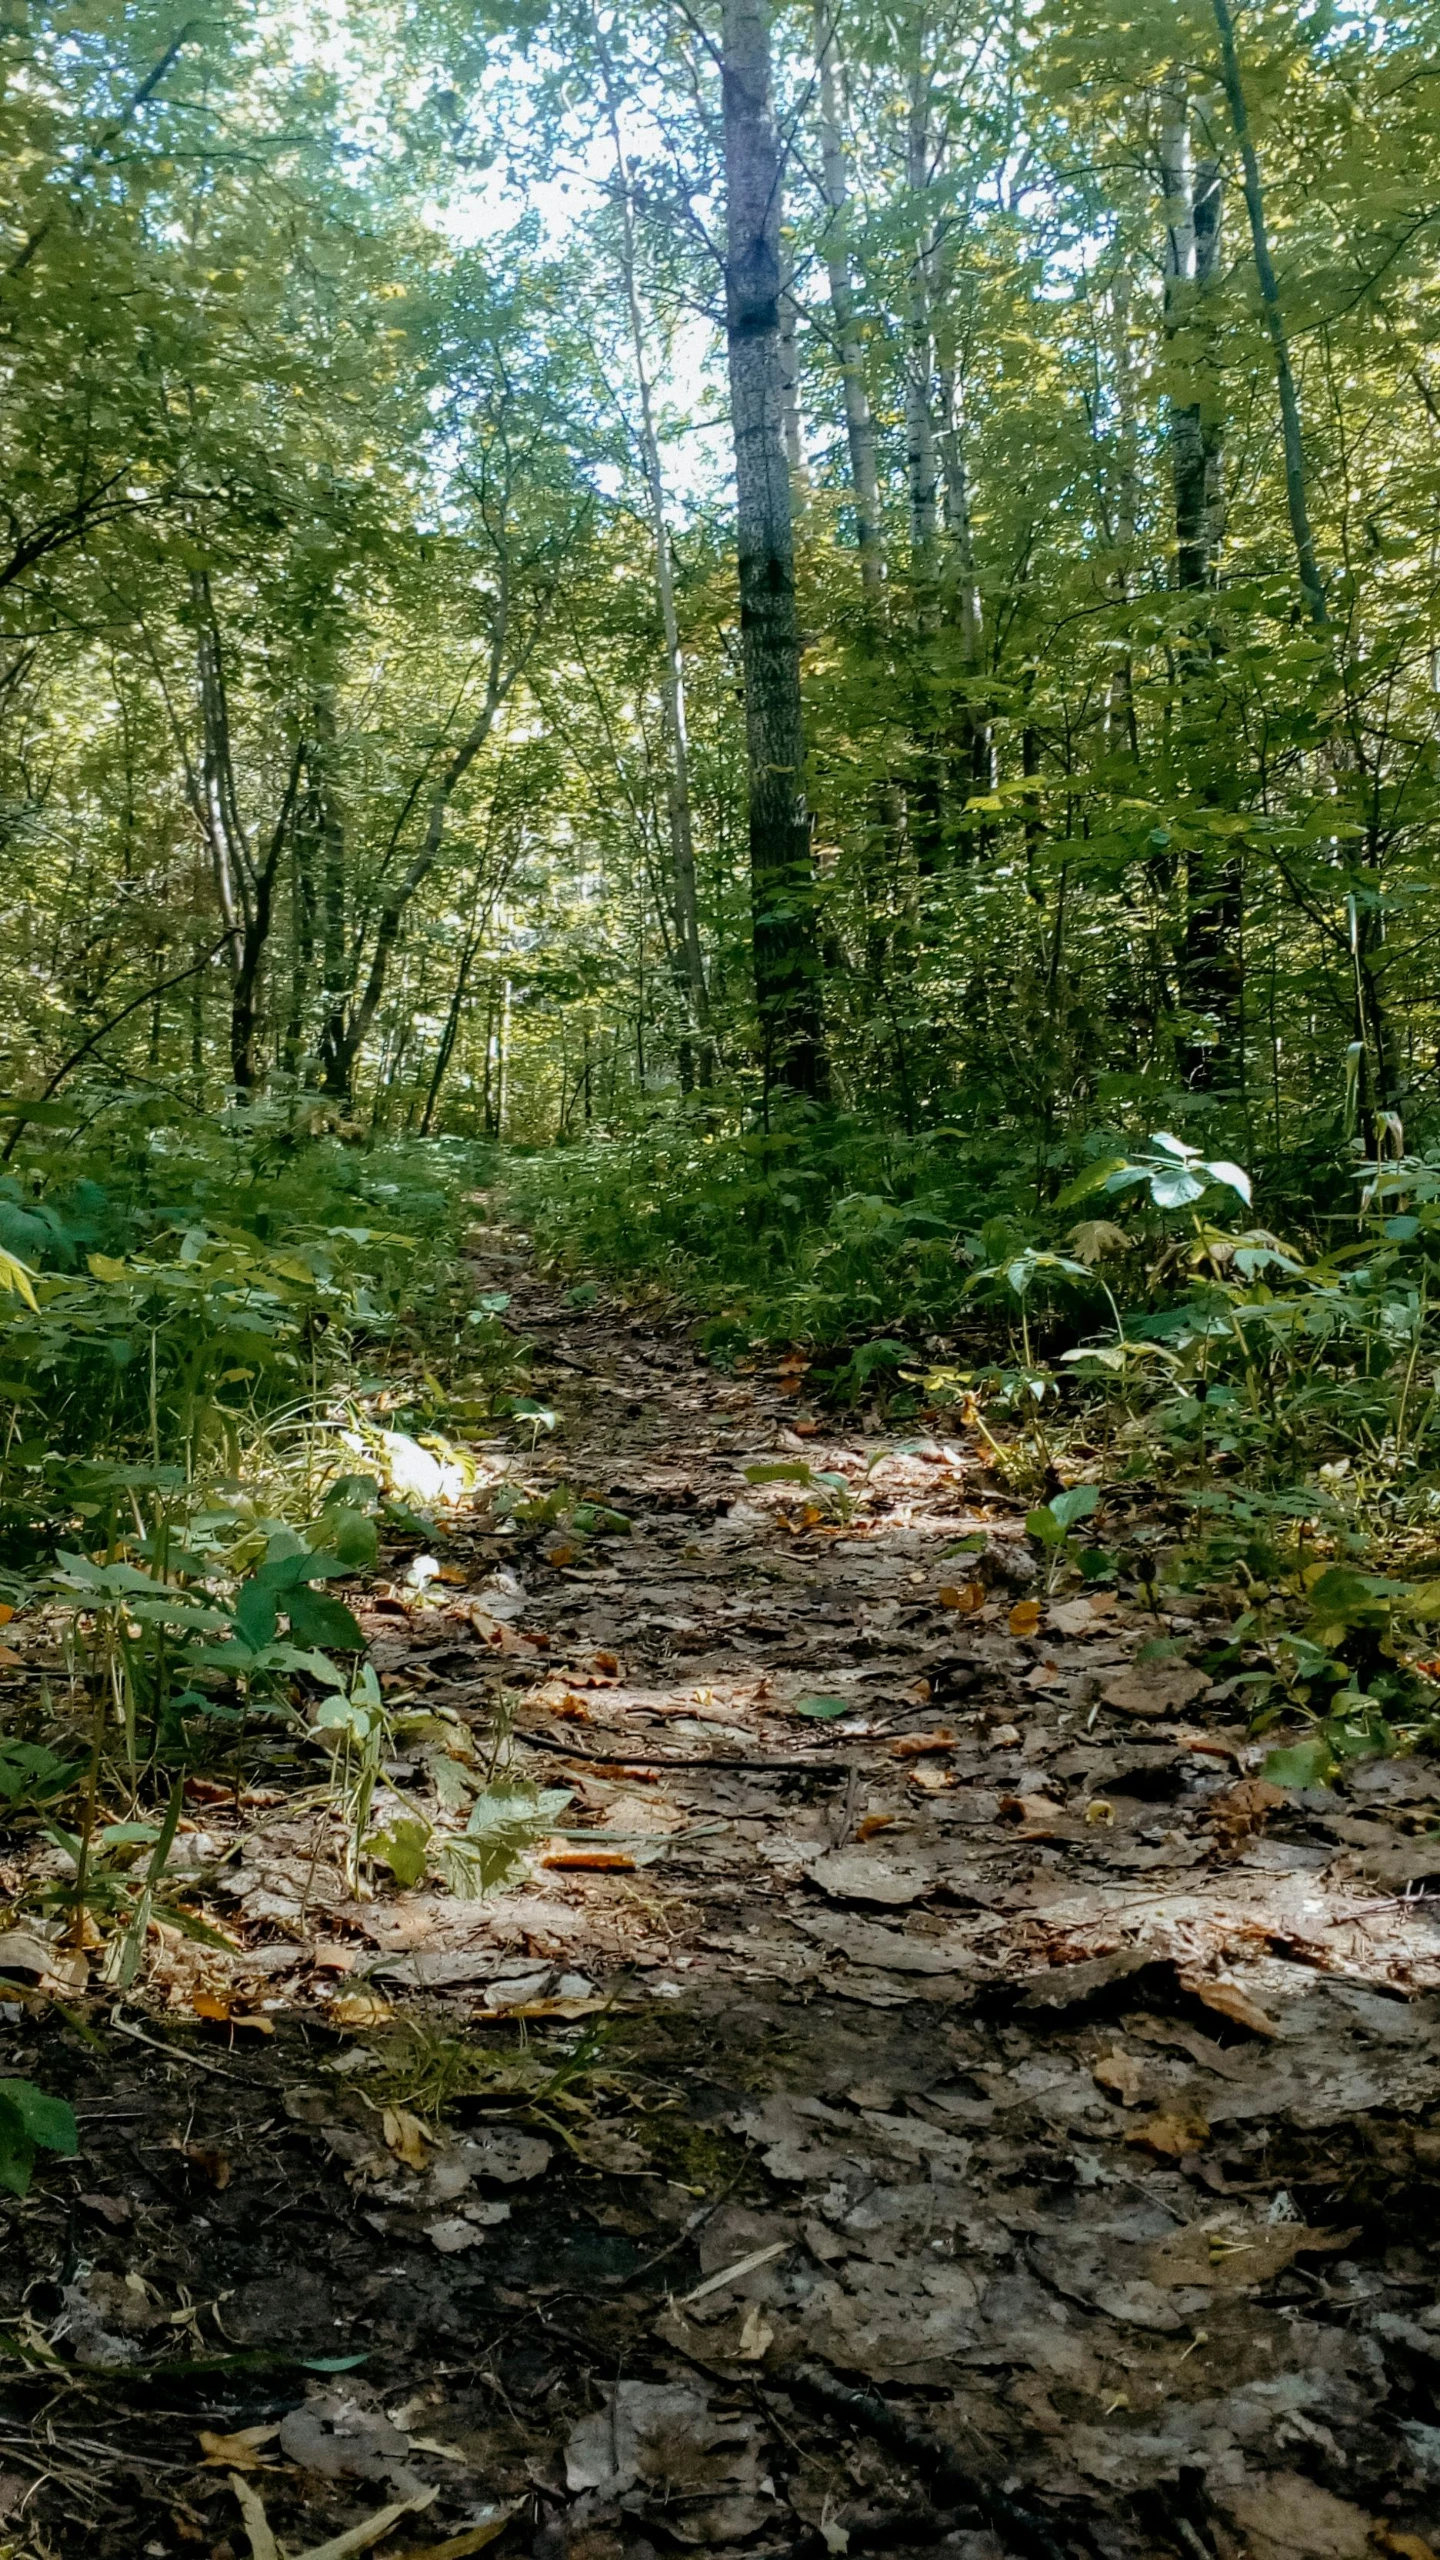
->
[813,5,882,607]
[904,42,945,872]
[721,0,827,1101]
[1160,85,1225,594]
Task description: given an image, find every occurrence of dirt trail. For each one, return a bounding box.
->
[4,1239,1440,2559]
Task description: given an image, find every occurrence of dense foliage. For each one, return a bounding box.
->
[5,0,1440,1786]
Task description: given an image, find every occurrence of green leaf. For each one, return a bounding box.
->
[234,1578,278,1649]
[0,2093,35,2197]
[0,2078,77,2153]
[792,1694,850,1719]
[1149,1166,1206,1209]
[364,1816,430,1888]
[744,1461,814,1485]
[1025,1506,1067,1546]
[1049,1484,1100,1530]
[310,1506,378,1572]
[0,1741,81,1803]
[1054,1157,1128,1210]
[284,1586,364,1649]
[1263,1737,1337,1790]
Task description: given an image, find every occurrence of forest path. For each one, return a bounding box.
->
[4,1230,1440,2558]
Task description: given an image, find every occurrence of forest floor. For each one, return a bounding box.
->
[4,1220,1440,2560]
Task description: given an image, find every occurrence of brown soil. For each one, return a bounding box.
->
[3,1235,1440,2560]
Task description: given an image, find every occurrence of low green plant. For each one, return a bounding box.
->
[0,2077,77,2197]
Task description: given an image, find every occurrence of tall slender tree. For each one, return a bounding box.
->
[721,0,828,1101]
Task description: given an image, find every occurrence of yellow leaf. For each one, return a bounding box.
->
[938,1580,986,1614]
[0,1248,39,1308]
[1008,1599,1042,1635]
[382,2106,431,2172]
[197,2421,279,2469]
[332,1989,391,2030]
[87,1252,129,1283]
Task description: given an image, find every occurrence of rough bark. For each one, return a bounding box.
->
[721,0,828,1101]
[594,10,712,1080]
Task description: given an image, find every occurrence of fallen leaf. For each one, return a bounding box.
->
[1208,1777,1287,1838]
[1093,2050,1145,2107]
[1177,1970,1279,2038]
[1147,2223,1361,2291]
[806,1849,934,1906]
[1023,1660,1065,1689]
[908,1762,957,1792]
[177,2141,232,2189]
[735,2301,774,2360]
[192,1993,273,2035]
[854,1815,894,1842]
[1125,2110,1210,2159]
[793,1694,850,1720]
[389,2512,520,2560]
[1372,2532,1440,2560]
[1000,1792,1066,1831]
[426,2218,484,2254]
[0,1603,13,1625]
[938,1582,985,1614]
[1215,2472,1372,2560]
[382,2107,431,2172]
[1048,1598,1102,1636]
[1099,1662,1211,1719]
[1008,1600,1042,1636]
[198,2423,279,2470]
[0,1930,88,1995]
[0,1643,22,1668]
[332,1991,391,2030]
[891,1729,954,1758]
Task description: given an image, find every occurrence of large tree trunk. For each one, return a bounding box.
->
[594,10,712,1083]
[722,0,828,1104]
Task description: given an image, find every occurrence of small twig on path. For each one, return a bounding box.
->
[109,2006,236,2078]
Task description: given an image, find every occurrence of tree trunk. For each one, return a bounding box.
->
[722,0,828,1103]
[1161,90,1226,595]
[1161,96,1240,1093]
[594,10,712,1081]
[813,5,883,609]
[1210,0,1325,624]
[904,46,945,874]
